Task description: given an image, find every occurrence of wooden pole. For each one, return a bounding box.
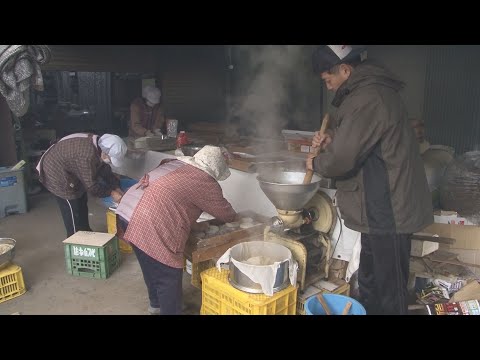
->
[303,113,330,184]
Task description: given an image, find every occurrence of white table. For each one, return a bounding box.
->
[113,150,361,278]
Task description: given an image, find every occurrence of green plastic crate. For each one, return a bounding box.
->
[63,232,120,279]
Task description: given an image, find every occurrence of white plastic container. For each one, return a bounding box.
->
[166,119,178,138]
[185,259,192,275]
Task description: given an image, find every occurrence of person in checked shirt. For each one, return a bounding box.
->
[116,145,237,315]
[37,133,127,237]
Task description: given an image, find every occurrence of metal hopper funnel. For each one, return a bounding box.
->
[257,171,322,211]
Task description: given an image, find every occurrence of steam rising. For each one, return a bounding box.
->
[224,45,321,217]
[229,45,318,139]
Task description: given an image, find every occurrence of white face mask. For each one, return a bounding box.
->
[146,100,156,107]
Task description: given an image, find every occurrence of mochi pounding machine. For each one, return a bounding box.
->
[257,170,337,291]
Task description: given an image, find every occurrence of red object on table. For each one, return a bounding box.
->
[176,131,189,148]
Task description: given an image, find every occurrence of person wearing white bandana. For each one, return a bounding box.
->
[117,145,237,315]
[129,85,166,138]
[37,133,127,237]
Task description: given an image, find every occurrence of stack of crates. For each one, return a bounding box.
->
[296,279,351,315]
[63,231,120,279]
[200,268,297,315]
[106,209,133,254]
[0,264,26,304]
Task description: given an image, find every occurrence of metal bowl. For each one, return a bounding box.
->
[257,171,322,210]
[181,144,204,156]
[0,238,16,270]
[227,241,292,294]
[229,260,290,294]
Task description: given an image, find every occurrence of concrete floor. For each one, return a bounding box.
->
[0,192,202,315]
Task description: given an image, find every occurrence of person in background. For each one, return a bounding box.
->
[37,133,128,237]
[410,118,455,208]
[410,118,430,154]
[129,85,166,138]
[115,145,237,315]
[307,45,433,315]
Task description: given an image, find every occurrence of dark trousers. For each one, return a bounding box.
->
[55,192,92,238]
[358,233,412,315]
[132,244,183,315]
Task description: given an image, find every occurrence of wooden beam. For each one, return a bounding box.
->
[412,234,455,245]
[428,258,480,269]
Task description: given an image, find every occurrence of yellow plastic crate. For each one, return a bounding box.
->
[200,268,297,315]
[297,281,350,315]
[106,209,117,233]
[106,209,133,254]
[0,264,26,304]
[118,239,133,254]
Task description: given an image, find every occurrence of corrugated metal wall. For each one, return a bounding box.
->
[162,69,226,126]
[159,46,227,127]
[41,45,228,130]
[43,45,161,72]
[77,72,112,131]
[54,72,73,103]
[423,45,480,153]
[0,96,17,166]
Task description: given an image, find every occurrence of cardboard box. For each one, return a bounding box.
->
[287,141,312,153]
[282,130,314,154]
[423,222,480,276]
[282,129,315,141]
[434,210,476,226]
[446,249,480,276]
[422,223,480,250]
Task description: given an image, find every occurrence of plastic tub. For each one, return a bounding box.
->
[305,294,366,315]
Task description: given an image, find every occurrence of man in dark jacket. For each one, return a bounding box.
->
[308,45,433,315]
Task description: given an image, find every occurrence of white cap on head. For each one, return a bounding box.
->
[327,45,355,60]
[142,85,161,105]
[98,134,128,167]
[312,45,367,74]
